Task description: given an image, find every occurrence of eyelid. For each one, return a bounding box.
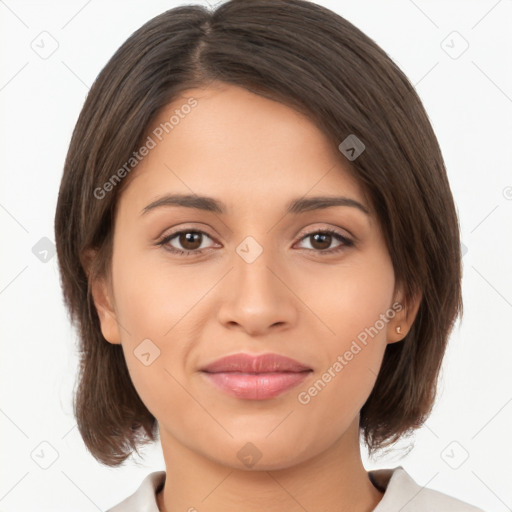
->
[295,223,355,242]
[155,223,218,244]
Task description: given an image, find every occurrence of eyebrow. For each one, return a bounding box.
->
[141,193,370,216]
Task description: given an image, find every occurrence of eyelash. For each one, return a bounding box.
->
[156,228,354,257]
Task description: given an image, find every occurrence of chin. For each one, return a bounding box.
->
[203,434,317,472]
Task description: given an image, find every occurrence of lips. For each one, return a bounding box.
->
[202,353,311,373]
[200,353,312,400]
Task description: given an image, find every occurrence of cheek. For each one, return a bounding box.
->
[306,247,395,355]
[109,244,219,419]
[108,246,178,399]
[111,246,198,341]
[299,253,395,411]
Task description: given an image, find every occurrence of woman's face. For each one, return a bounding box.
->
[93,82,406,470]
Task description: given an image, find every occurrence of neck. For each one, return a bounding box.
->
[156,420,383,512]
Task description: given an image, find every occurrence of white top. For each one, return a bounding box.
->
[106,466,484,511]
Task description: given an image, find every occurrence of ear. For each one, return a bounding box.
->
[82,249,122,345]
[385,288,422,344]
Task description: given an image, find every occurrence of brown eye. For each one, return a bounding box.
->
[158,230,215,256]
[177,232,203,251]
[296,229,354,255]
[309,232,333,250]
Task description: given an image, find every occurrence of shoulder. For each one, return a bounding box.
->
[370,466,485,512]
[104,467,485,512]
[105,471,166,512]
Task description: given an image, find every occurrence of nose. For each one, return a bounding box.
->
[216,242,298,337]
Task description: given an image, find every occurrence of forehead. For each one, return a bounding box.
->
[119,82,368,215]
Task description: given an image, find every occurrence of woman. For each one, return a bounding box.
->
[54,0,483,510]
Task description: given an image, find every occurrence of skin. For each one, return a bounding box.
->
[91,82,420,512]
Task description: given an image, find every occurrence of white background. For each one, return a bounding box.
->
[1,0,511,511]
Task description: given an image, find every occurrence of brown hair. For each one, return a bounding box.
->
[54,0,462,466]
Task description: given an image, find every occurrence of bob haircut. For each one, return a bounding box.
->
[54,0,462,466]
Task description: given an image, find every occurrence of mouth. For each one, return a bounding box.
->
[200,353,313,400]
